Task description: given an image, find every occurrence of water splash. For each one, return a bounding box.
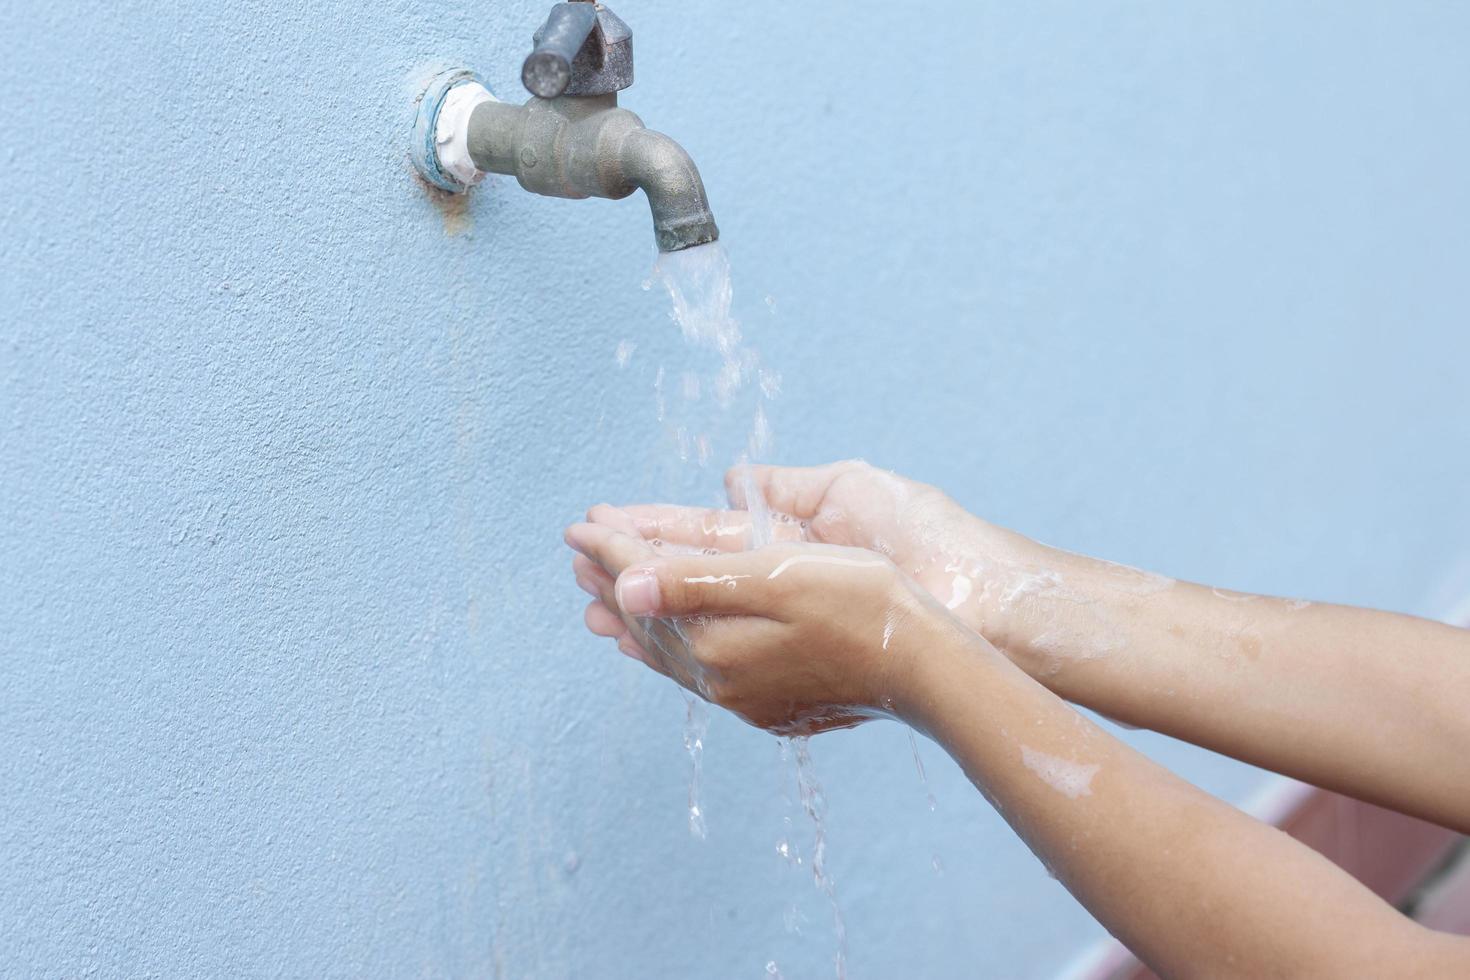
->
[649,243,740,354]
[908,730,938,812]
[644,243,851,970]
[908,730,944,874]
[641,242,779,847]
[683,696,710,839]
[781,736,848,979]
[643,243,777,481]
[739,461,775,548]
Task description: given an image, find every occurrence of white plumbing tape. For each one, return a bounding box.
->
[435,80,496,188]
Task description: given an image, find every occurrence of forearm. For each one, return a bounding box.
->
[964,529,1470,832]
[899,621,1470,978]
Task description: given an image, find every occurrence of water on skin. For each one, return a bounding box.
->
[931,553,1156,669]
[766,553,888,581]
[1020,744,1101,800]
[882,607,903,651]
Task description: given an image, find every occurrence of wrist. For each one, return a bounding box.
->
[980,541,1180,690]
[885,595,1013,732]
[968,535,1123,679]
[961,525,1069,650]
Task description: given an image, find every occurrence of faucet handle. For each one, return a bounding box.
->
[522,2,634,99]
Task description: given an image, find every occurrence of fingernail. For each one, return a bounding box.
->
[616,570,661,616]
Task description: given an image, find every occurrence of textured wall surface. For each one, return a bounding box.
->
[3,2,1469,977]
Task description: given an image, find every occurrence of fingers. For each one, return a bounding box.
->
[637,618,704,690]
[622,504,749,549]
[583,601,662,670]
[613,550,783,619]
[576,552,670,666]
[725,461,861,518]
[570,517,872,622]
[616,633,660,668]
[567,525,705,682]
[575,553,664,666]
[573,554,615,598]
[569,520,741,637]
[584,600,626,638]
[570,514,718,690]
[619,504,803,552]
[564,521,657,579]
[585,503,642,536]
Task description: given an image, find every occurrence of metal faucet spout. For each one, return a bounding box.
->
[410,2,719,252]
[619,129,719,252]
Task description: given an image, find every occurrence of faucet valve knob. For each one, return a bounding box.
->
[522,2,634,99]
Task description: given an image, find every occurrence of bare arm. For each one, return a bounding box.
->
[902,613,1470,979]
[566,510,1470,979]
[638,461,1470,833]
[975,536,1470,834]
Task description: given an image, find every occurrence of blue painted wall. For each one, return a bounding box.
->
[4,2,1468,976]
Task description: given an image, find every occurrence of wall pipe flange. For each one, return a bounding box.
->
[412,67,496,193]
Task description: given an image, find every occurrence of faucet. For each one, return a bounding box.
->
[411,1,719,252]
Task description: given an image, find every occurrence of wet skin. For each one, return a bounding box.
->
[566,460,1470,978]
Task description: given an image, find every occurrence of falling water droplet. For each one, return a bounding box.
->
[683,696,709,839]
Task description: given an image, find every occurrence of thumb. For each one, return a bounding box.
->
[726,460,864,519]
[615,552,774,619]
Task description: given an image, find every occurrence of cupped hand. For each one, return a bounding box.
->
[621,461,1042,635]
[565,504,940,735]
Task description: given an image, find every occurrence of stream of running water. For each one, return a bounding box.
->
[632,241,947,978]
[640,241,778,850]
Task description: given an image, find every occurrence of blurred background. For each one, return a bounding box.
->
[2,1,1468,976]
